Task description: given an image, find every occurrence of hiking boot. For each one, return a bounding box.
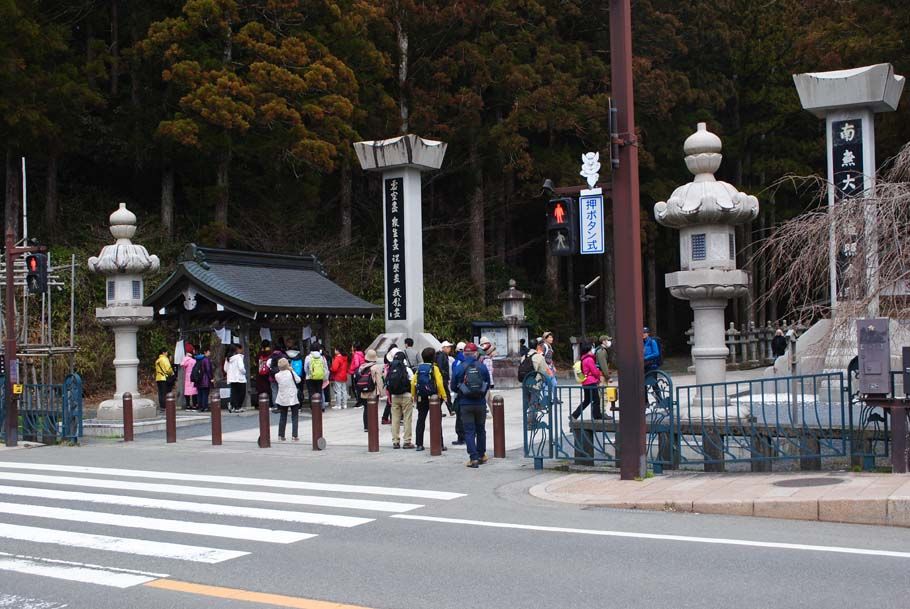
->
[479,455,489,464]
[402,443,415,449]
[393,443,401,449]
[465,460,480,468]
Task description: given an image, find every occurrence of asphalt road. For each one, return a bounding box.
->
[0,423,908,609]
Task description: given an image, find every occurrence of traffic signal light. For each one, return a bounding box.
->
[546,197,575,256]
[25,253,47,294]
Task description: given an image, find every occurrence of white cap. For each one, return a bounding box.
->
[456,341,466,351]
[440,341,453,348]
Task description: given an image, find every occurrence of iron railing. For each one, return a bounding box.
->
[0,373,83,444]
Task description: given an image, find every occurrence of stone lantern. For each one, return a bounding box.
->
[654,123,758,394]
[88,203,160,421]
[497,279,530,357]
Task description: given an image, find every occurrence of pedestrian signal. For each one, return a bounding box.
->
[546,197,575,256]
[25,253,48,294]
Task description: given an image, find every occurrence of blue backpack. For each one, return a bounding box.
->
[416,363,434,397]
[458,361,488,399]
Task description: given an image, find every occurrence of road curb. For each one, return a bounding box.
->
[528,474,910,528]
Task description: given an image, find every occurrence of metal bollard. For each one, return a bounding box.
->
[122,392,134,442]
[310,391,325,450]
[211,394,222,446]
[258,392,271,448]
[165,392,176,443]
[429,395,442,456]
[367,396,379,452]
[492,394,505,458]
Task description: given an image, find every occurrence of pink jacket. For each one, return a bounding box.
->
[181,355,198,396]
[348,351,365,375]
[581,353,599,386]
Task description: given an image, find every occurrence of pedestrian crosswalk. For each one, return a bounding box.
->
[0,460,465,589]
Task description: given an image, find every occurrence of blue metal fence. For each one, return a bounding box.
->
[522,368,902,471]
[0,373,83,444]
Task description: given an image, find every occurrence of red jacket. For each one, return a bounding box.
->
[581,352,600,386]
[330,354,349,382]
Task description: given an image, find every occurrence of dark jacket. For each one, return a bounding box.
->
[450,354,491,406]
[193,354,214,389]
[771,335,788,358]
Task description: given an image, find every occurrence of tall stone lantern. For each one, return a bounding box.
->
[655,123,758,393]
[88,203,160,421]
[497,279,530,357]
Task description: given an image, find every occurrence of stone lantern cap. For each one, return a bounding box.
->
[88,203,160,275]
[654,123,758,229]
[497,279,530,302]
[353,134,447,171]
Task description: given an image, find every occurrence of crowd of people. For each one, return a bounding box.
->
[152,335,501,468]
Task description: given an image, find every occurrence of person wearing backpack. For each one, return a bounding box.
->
[154,348,175,413]
[355,349,384,432]
[570,342,603,420]
[304,344,330,412]
[180,343,198,410]
[643,327,662,371]
[450,343,491,468]
[595,335,612,383]
[286,341,305,404]
[192,348,214,412]
[385,350,415,448]
[267,338,288,413]
[256,340,272,408]
[411,347,449,452]
[449,342,467,445]
[330,346,349,409]
[435,341,454,416]
[274,357,302,441]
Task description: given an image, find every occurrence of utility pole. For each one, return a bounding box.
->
[609,0,647,479]
[3,228,45,447]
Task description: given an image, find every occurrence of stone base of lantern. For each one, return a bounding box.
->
[95,396,158,422]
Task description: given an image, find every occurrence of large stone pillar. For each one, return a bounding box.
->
[353,135,446,353]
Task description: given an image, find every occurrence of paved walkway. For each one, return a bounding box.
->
[530,471,910,527]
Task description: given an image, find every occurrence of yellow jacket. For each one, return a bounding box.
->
[410,363,447,399]
[155,353,174,381]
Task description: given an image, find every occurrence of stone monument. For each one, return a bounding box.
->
[790,64,906,373]
[88,203,160,420]
[353,134,447,354]
[655,123,759,393]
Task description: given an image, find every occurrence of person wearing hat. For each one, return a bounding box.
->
[355,349,385,432]
[479,336,496,411]
[643,327,661,371]
[541,331,558,402]
[450,341,468,445]
[435,341,455,415]
[450,342,492,467]
[274,357,301,441]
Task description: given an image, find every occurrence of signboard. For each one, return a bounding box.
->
[12,384,22,395]
[832,118,864,199]
[578,188,605,255]
[384,177,406,321]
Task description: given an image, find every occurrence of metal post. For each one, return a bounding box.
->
[429,395,442,456]
[610,0,647,480]
[579,284,586,340]
[211,394,222,446]
[165,391,176,443]
[258,392,270,448]
[4,229,18,447]
[888,401,908,474]
[122,392,133,442]
[310,391,324,450]
[367,396,379,452]
[492,394,505,458]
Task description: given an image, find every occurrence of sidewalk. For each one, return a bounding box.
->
[530,471,910,527]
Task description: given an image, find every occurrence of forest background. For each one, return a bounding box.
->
[2,0,909,390]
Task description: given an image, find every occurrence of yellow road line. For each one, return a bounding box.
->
[144,579,374,609]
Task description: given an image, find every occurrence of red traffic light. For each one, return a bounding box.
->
[27,256,38,272]
[552,203,566,224]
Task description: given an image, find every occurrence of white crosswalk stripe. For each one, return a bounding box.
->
[0,461,466,590]
[0,485,372,527]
